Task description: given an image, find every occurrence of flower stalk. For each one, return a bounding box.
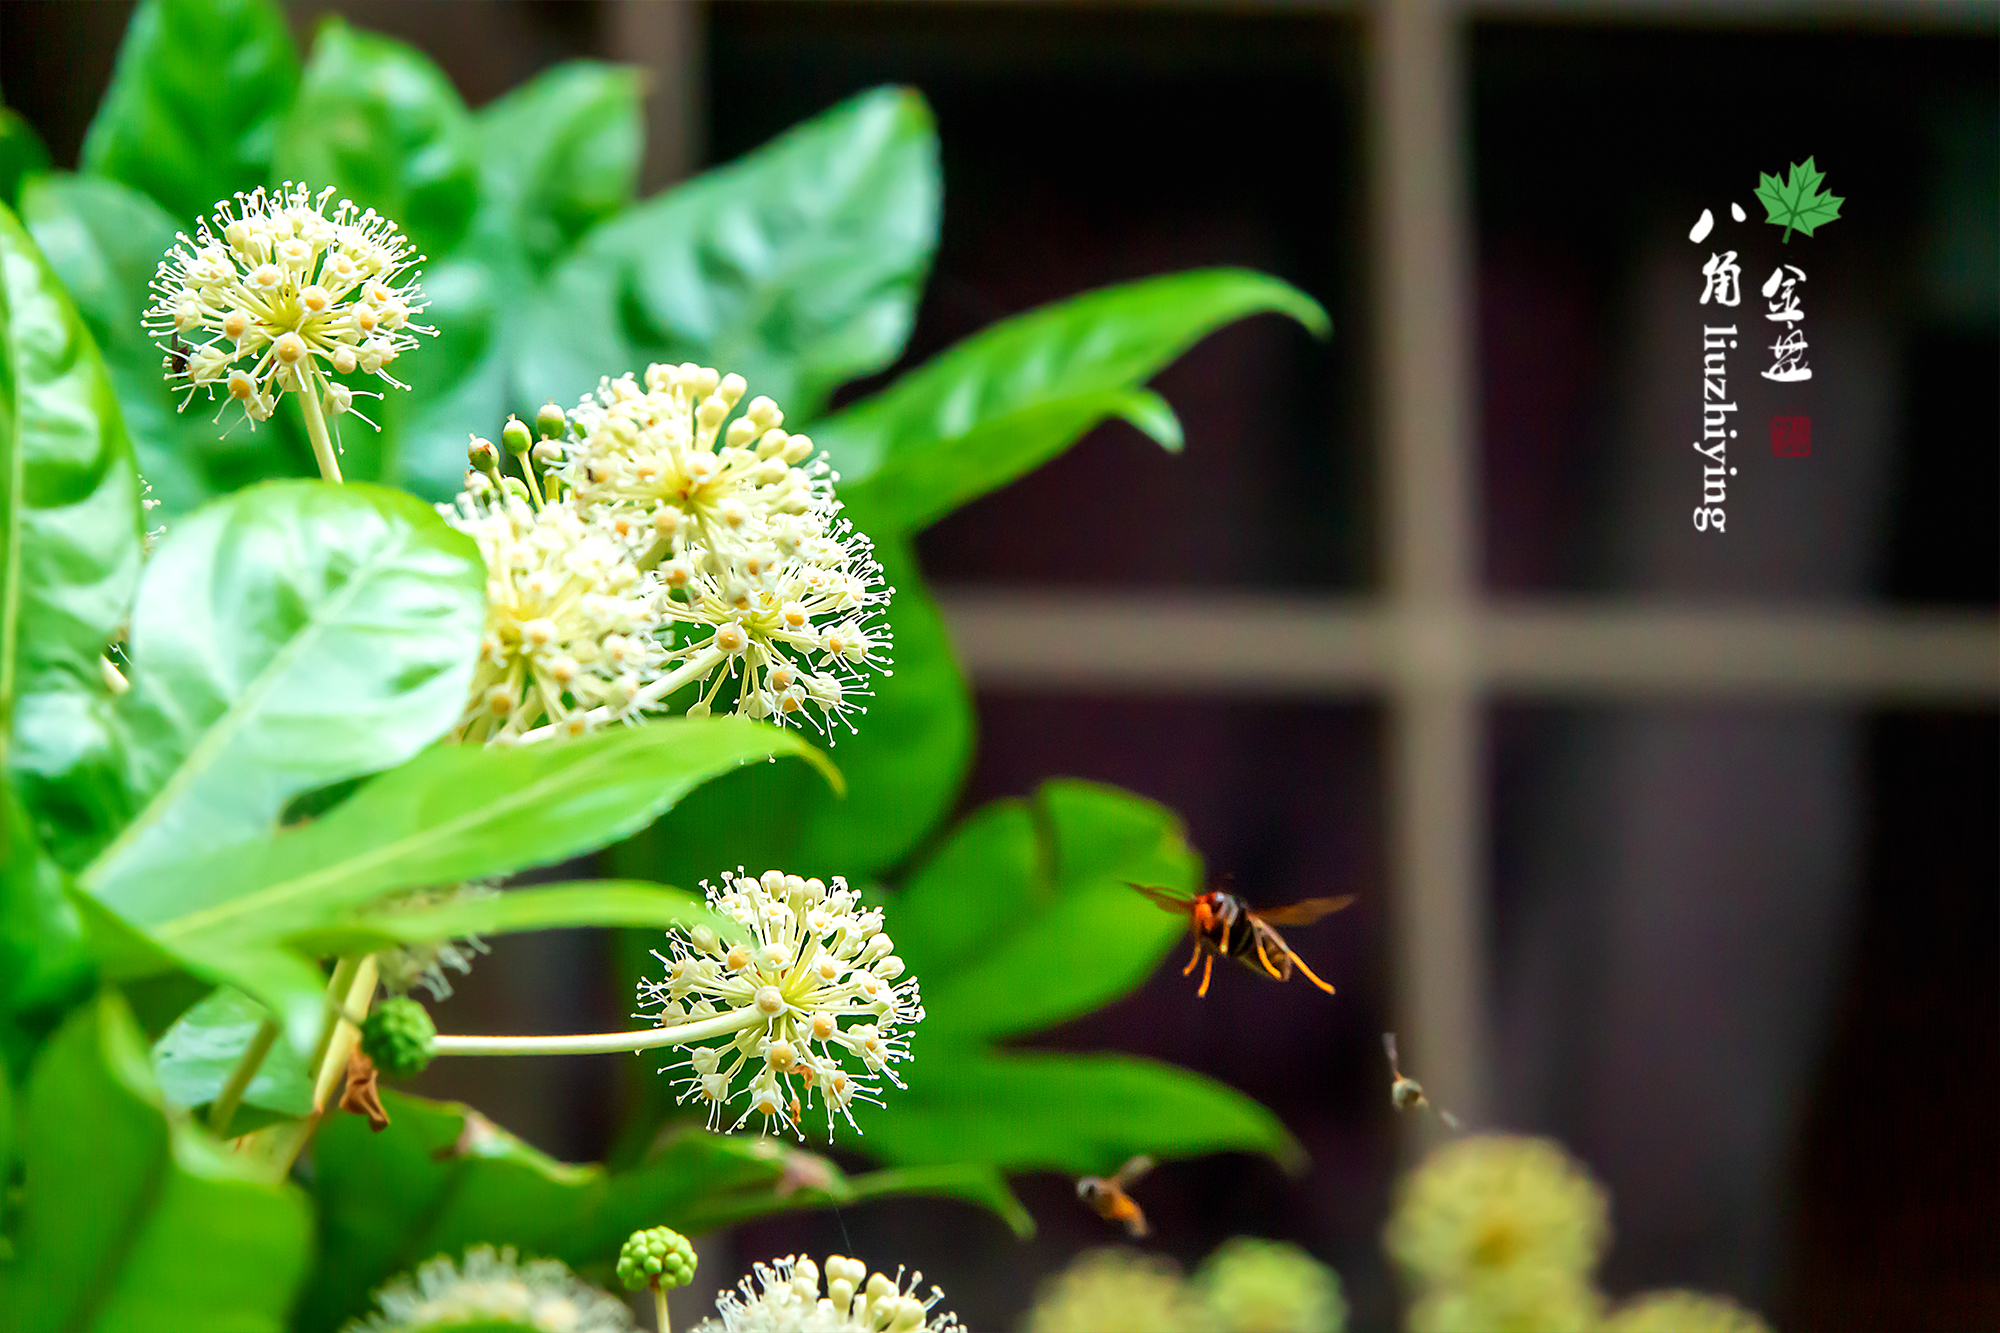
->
[207,1014,280,1135]
[431,1006,765,1058]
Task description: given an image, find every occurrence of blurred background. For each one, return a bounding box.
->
[5,1,1994,1329]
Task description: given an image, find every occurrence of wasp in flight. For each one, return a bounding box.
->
[1127,876,1353,998]
[1384,1031,1461,1131]
[1076,1154,1155,1238]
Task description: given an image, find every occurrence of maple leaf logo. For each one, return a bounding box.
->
[1755,157,1844,243]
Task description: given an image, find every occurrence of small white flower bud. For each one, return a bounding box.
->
[754,985,785,1015]
[331,344,358,374]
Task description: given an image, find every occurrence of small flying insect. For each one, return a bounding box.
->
[162,338,191,378]
[1127,876,1353,998]
[1384,1032,1461,1131]
[1076,1154,1155,1238]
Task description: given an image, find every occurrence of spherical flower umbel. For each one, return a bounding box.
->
[1601,1290,1773,1333]
[561,363,837,562]
[1025,1249,1216,1333]
[1384,1134,1610,1295]
[146,182,432,429]
[343,1246,635,1333]
[360,996,437,1081]
[692,1254,959,1333]
[639,869,922,1139]
[618,1226,697,1294]
[439,490,671,742]
[1193,1238,1347,1333]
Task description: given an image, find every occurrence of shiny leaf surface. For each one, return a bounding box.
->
[86,481,485,887]
[0,992,312,1332]
[80,0,298,226]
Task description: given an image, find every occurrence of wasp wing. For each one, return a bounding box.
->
[1109,1154,1156,1190]
[1125,881,1196,915]
[1253,894,1356,926]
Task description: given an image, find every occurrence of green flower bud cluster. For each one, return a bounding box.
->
[361,996,437,1080]
[617,1226,695,1293]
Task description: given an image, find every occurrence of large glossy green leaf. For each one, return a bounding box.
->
[86,720,835,1053]
[476,61,642,273]
[0,991,312,1332]
[152,984,313,1128]
[80,0,299,226]
[0,788,89,1040]
[274,18,479,260]
[522,85,940,420]
[23,173,312,517]
[307,879,730,958]
[615,533,970,892]
[0,107,50,210]
[0,202,144,875]
[850,1049,1303,1174]
[297,1091,1027,1333]
[893,779,1195,1042]
[86,481,485,887]
[820,268,1329,534]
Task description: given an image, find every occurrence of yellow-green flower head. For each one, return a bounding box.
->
[562,363,837,563]
[1601,1290,1773,1333]
[1384,1135,1609,1292]
[439,491,671,742]
[639,868,922,1139]
[1193,1238,1347,1333]
[146,181,432,427]
[1404,1272,1601,1333]
[693,1254,960,1333]
[373,881,496,999]
[1024,1249,1217,1333]
[343,1245,634,1333]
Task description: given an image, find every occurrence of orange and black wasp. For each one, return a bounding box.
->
[1076,1154,1155,1238]
[1126,876,1353,998]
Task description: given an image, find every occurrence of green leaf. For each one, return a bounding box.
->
[523,85,941,420]
[1754,157,1845,243]
[476,61,642,272]
[819,268,1328,534]
[86,481,485,886]
[894,779,1196,1043]
[86,719,835,1052]
[274,18,480,259]
[0,991,312,1332]
[844,386,1182,535]
[613,533,970,887]
[303,878,736,957]
[0,201,145,873]
[296,1092,1028,1333]
[80,0,299,226]
[152,985,312,1124]
[23,173,312,517]
[0,786,90,1027]
[852,1048,1304,1174]
[0,107,51,210]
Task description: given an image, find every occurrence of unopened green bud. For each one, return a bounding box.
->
[536,401,567,440]
[468,435,500,473]
[501,416,534,456]
[617,1225,696,1292]
[531,439,562,467]
[360,996,436,1080]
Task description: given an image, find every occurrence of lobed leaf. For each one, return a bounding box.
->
[152,984,314,1128]
[817,268,1328,534]
[0,106,50,210]
[850,1048,1304,1175]
[0,991,312,1332]
[80,0,299,226]
[475,61,643,273]
[85,720,834,1053]
[521,85,941,421]
[274,19,479,259]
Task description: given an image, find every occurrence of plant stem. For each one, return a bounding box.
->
[655,1285,671,1333]
[207,1015,280,1136]
[514,645,725,743]
[431,1005,762,1057]
[297,379,344,483]
[242,954,378,1182]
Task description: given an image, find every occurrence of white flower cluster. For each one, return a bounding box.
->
[639,869,921,1140]
[345,1246,635,1333]
[442,489,667,742]
[693,1255,959,1333]
[439,362,892,742]
[146,182,431,428]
